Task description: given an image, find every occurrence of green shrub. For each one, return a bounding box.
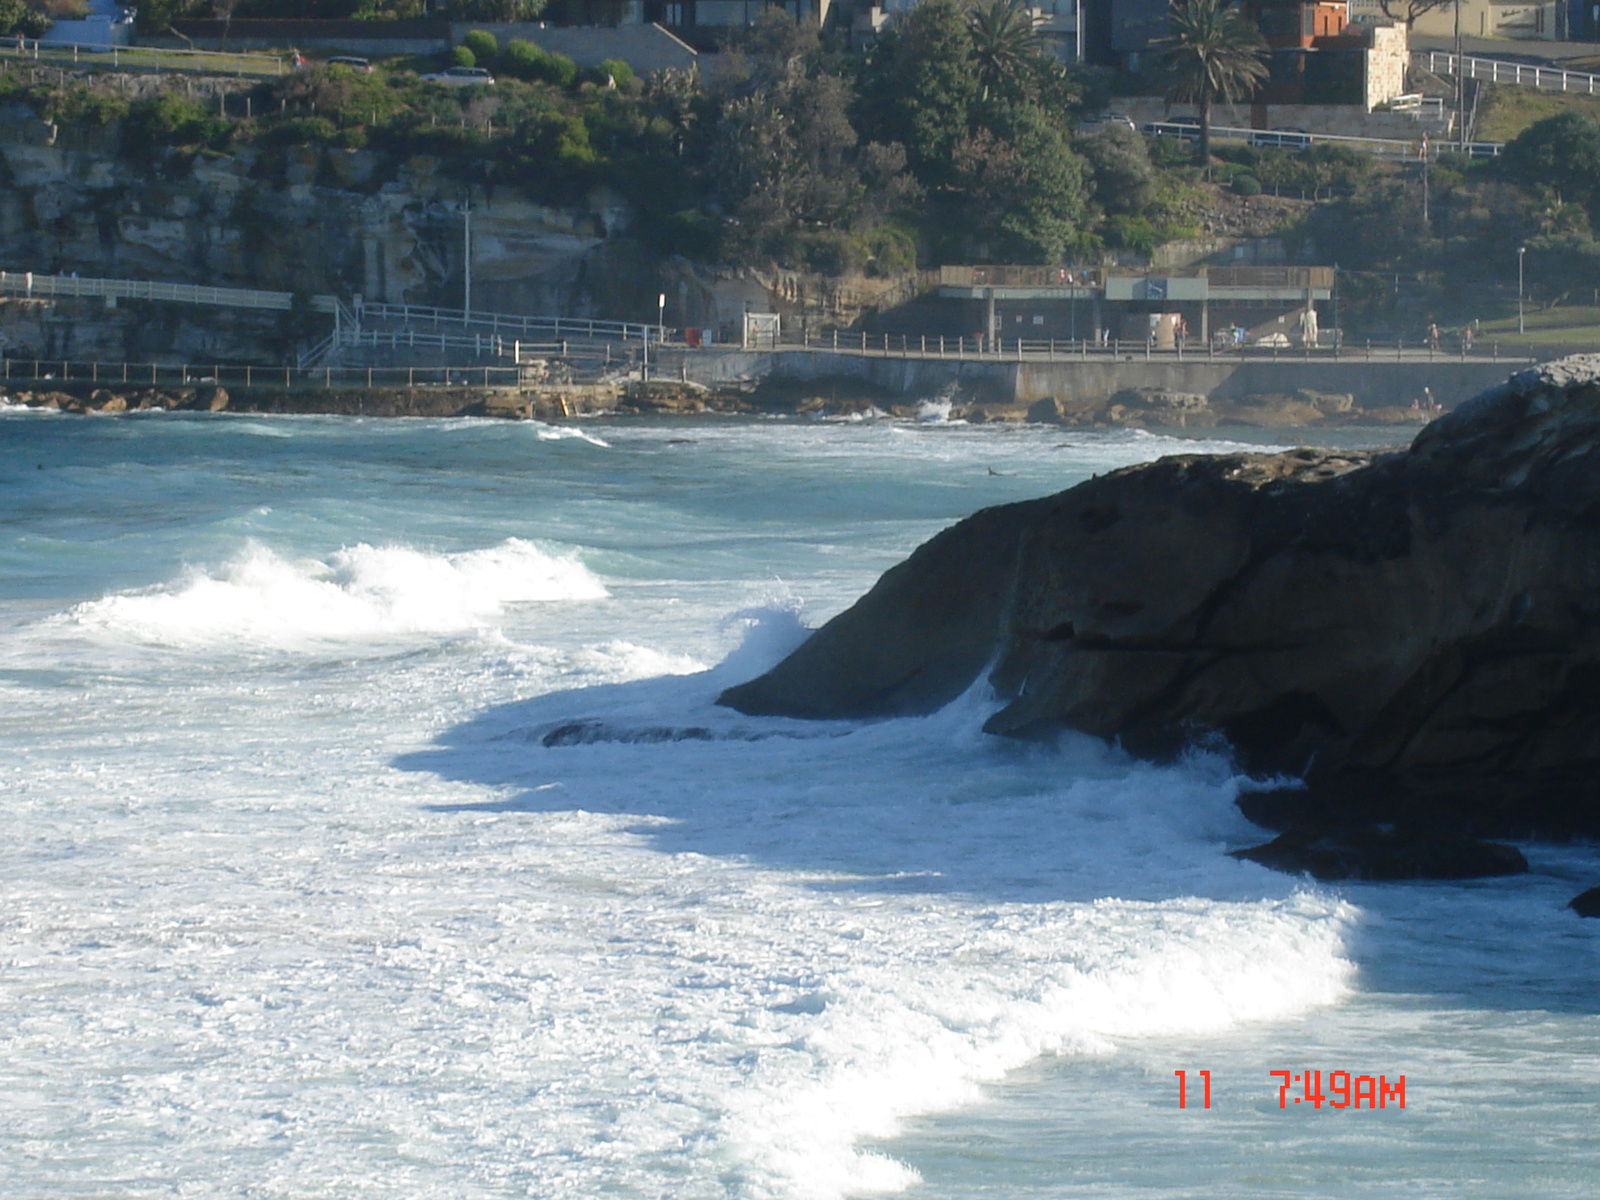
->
[0,0,51,37]
[661,207,722,259]
[497,38,575,87]
[542,49,577,88]
[263,115,339,146]
[497,39,545,81]
[451,45,475,69]
[595,57,634,89]
[1233,173,1261,196]
[462,29,498,63]
[1105,213,1159,255]
[46,85,129,127]
[122,92,222,154]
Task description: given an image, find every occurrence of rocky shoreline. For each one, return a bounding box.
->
[718,354,1600,899]
[2,376,1438,429]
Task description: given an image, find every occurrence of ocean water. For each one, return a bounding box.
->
[1,407,1597,1199]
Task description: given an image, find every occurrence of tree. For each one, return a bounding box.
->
[449,0,547,19]
[1077,123,1156,215]
[1155,0,1267,164]
[967,0,1039,104]
[950,106,1088,262]
[1373,0,1451,29]
[1502,112,1600,219]
[856,0,978,184]
[703,11,918,269]
[0,0,51,36]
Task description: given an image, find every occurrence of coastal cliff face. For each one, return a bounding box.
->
[720,355,1600,841]
[0,100,637,360]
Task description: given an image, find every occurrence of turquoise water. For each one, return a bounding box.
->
[1,408,1596,1198]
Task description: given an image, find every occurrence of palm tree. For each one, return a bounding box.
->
[1156,0,1269,164]
[967,0,1040,104]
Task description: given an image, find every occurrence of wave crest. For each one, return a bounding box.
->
[65,538,607,646]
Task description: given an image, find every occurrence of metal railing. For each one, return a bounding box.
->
[358,300,656,343]
[724,330,1538,363]
[1,355,531,391]
[1205,266,1336,289]
[0,38,287,77]
[0,269,336,314]
[1144,120,1501,159]
[1387,93,1447,116]
[0,338,1543,401]
[940,265,1101,288]
[1425,50,1600,96]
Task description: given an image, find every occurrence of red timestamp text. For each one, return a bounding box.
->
[1172,1071,1406,1109]
[1271,1070,1405,1109]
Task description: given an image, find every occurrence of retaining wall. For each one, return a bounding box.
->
[672,348,1519,408]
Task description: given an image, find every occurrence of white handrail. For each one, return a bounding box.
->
[360,300,651,343]
[0,269,337,313]
[1425,50,1600,96]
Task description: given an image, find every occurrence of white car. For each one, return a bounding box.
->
[420,66,495,87]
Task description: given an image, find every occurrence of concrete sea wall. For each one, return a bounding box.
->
[671,348,1519,409]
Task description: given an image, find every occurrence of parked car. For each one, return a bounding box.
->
[1250,127,1313,150]
[420,66,495,87]
[1143,116,1203,142]
[1080,111,1138,133]
[326,56,372,72]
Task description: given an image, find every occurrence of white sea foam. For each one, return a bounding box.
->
[531,421,611,446]
[63,537,607,646]
[720,890,1354,1199]
[7,414,1589,1200]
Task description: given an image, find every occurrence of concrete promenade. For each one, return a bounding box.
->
[667,346,1531,409]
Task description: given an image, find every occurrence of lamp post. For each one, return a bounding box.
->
[1455,0,1465,152]
[462,196,472,323]
[1518,245,1526,335]
[657,292,666,343]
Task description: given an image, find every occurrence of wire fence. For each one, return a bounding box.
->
[0,336,1543,396]
[0,38,287,78]
[754,331,1540,363]
[2,357,543,390]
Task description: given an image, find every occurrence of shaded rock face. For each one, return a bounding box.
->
[1229,825,1527,881]
[720,355,1600,840]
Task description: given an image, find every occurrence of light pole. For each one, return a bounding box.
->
[1455,0,1465,152]
[462,196,472,323]
[1518,245,1526,335]
[657,292,666,343]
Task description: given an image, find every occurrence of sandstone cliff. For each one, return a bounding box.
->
[720,355,1600,843]
[0,96,639,362]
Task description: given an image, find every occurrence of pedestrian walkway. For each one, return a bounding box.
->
[1422,50,1600,96]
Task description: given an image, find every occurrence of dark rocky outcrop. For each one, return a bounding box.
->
[720,354,1600,841]
[1568,886,1600,917]
[1230,825,1527,881]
